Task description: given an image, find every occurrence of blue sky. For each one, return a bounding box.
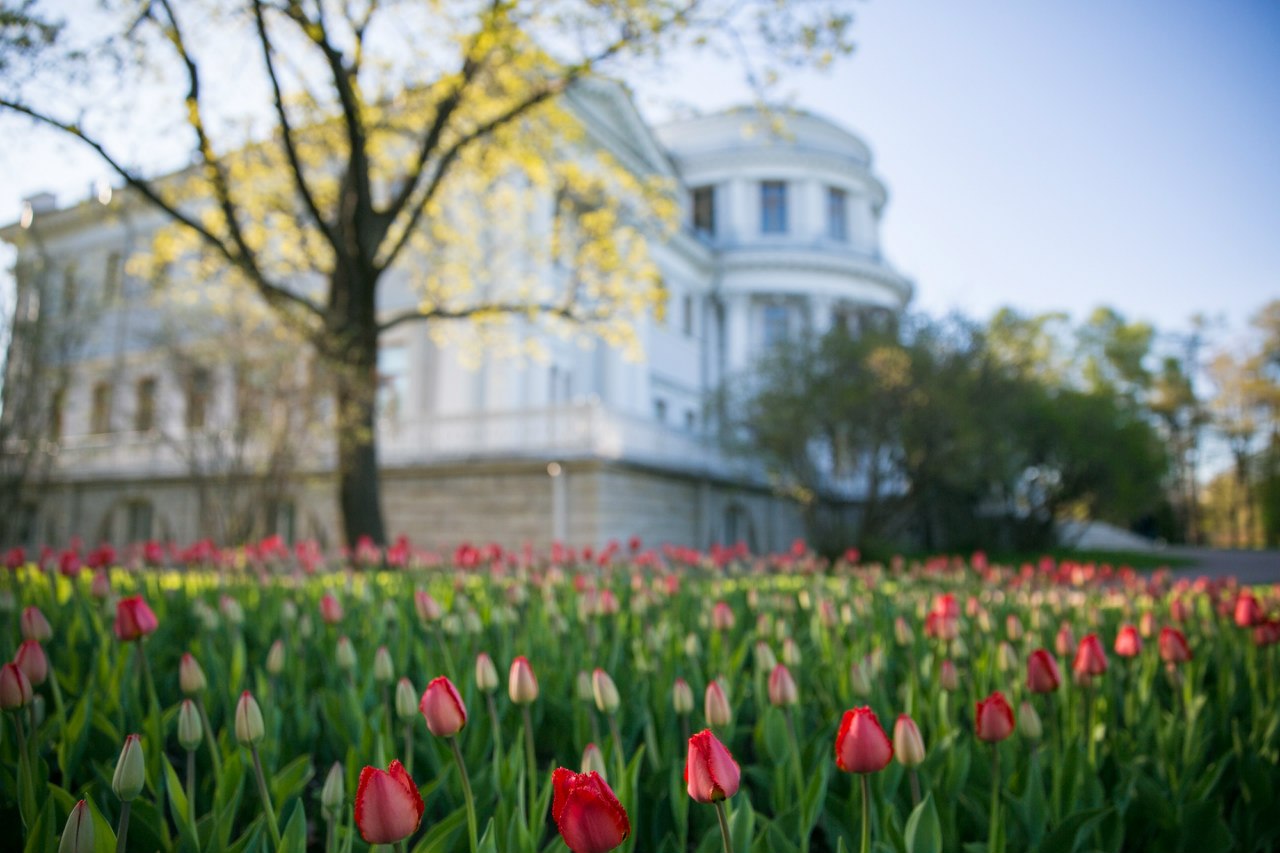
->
[635,0,1280,340]
[3,0,1278,342]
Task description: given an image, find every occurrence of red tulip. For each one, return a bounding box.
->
[354,760,424,844]
[13,639,48,686]
[835,706,893,773]
[1025,649,1060,694]
[1158,627,1192,665]
[419,676,467,737]
[319,592,343,624]
[113,596,159,641]
[938,659,959,692]
[0,661,33,710]
[685,729,741,802]
[1234,592,1262,628]
[975,691,1015,743]
[551,768,630,853]
[1072,633,1108,679]
[711,601,735,632]
[1055,622,1076,658]
[1114,625,1141,658]
[704,679,731,727]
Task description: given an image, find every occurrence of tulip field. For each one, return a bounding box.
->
[2,540,1279,853]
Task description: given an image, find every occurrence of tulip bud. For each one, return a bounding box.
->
[581,742,607,778]
[320,592,343,624]
[1005,614,1024,641]
[178,699,203,751]
[114,596,159,642]
[711,601,735,632]
[475,653,499,693]
[91,570,111,600]
[893,714,926,767]
[704,679,731,727]
[835,707,893,774]
[1114,625,1141,658]
[322,761,345,816]
[1158,627,1192,665]
[112,734,145,801]
[281,600,298,623]
[0,662,33,710]
[686,729,741,802]
[576,670,594,703]
[592,668,620,714]
[419,676,467,737]
[894,617,913,647]
[1017,700,1042,741]
[335,636,357,671]
[354,760,424,844]
[235,691,265,745]
[551,767,630,853]
[1055,623,1075,657]
[265,640,286,676]
[849,660,872,697]
[220,595,244,625]
[179,653,207,695]
[373,646,395,684]
[21,606,52,642]
[509,656,539,705]
[415,589,442,623]
[58,799,94,853]
[1072,634,1108,681]
[975,691,1015,743]
[754,641,777,672]
[1138,611,1156,638]
[781,637,802,667]
[683,633,702,659]
[1026,649,1061,694]
[768,664,799,707]
[672,678,694,715]
[996,641,1018,673]
[938,659,959,692]
[298,613,314,639]
[14,639,48,686]
[395,677,418,720]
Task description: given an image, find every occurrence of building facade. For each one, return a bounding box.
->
[1,84,911,552]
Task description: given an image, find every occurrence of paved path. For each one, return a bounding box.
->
[1163,547,1280,585]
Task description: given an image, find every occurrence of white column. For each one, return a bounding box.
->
[810,295,835,337]
[725,295,752,374]
[726,178,749,242]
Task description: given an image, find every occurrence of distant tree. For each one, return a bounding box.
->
[1,0,855,545]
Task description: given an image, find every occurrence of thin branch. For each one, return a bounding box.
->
[0,98,323,325]
[251,0,336,247]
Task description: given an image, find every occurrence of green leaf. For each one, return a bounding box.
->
[270,755,314,811]
[730,797,756,853]
[58,686,94,787]
[1039,806,1111,853]
[477,817,499,853]
[904,792,942,853]
[410,805,467,853]
[22,798,55,853]
[86,796,118,853]
[279,799,307,853]
[164,755,199,852]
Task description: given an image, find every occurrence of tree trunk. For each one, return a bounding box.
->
[334,353,387,547]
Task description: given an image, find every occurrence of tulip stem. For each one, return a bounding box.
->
[1084,685,1096,768]
[325,814,336,853]
[714,799,734,853]
[115,801,131,853]
[910,769,922,808]
[607,712,625,787]
[485,693,502,795]
[187,749,197,827]
[988,744,1002,853]
[523,705,540,822]
[783,708,809,852]
[403,722,415,778]
[859,774,871,853]
[250,744,283,851]
[448,736,479,853]
[196,697,222,779]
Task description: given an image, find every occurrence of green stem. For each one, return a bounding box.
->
[115,800,132,853]
[449,736,479,853]
[403,722,414,778]
[187,749,197,828]
[523,705,539,822]
[1085,685,1096,768]
[910,769,922,808]
[433,625,456,680]
[783,708,810,853]
[988,744,1001,853]
[251,744,283,851]
[714,799,734,853]
[486,693,503,796]
[14,711,35,829]
[860,774,871,853]
[196,697,223,779]
[607,712,625,788]
[325,815,336,853]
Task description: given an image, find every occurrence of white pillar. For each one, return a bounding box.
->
[725,295,752,375]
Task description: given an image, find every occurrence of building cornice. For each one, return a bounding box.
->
[717,245,913,305]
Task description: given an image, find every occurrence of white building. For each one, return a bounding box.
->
[1,83,911,552]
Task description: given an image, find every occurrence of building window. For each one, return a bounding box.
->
[682,294,695,337]
[827,187,848,242]
[762,304,791,348]
[126,500,153,542]
[685,409,696,431]
[654,398,668,422]
[691,186,715,237]
[49,387,65,441]
[761,181,787,234]
[134,377,157,432]
[186,368,211,430]
[377,344,409,420]
[90,381,113,434]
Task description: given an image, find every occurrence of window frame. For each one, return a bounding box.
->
[760,180,788,234]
